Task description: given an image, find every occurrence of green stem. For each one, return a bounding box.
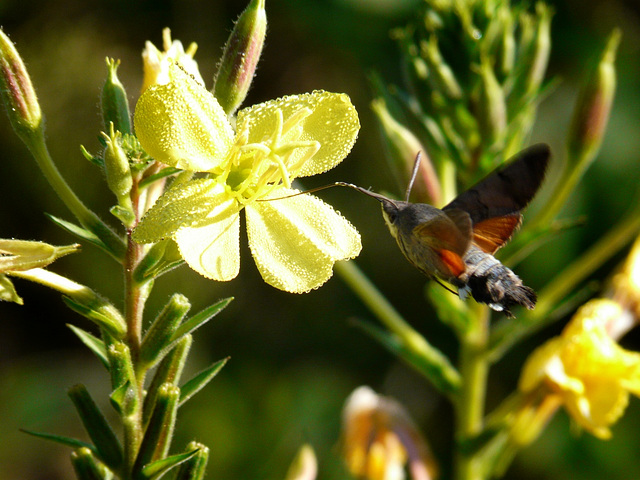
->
[26,130,126,260]
[335,260,461,393]
[455,305,490,480]
[122,175,152,478]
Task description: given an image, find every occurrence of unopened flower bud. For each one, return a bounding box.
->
[476,57,507,147]
[0,239,79,273]
[521,3,552,97]
[341,386,438,480]
[102,123,133,198]
[175,442,210,480]
[102,58,132,135]
[0,29,43,144]
[568,29,620,166]
[213,0,267,115]
[421,36,462,99]
[371,98,441,205]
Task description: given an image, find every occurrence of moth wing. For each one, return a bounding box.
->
[472,214,522,254]
[443,143,550,224]
[412,208,472,278]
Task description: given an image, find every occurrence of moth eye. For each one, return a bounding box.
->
[387,212,397,223]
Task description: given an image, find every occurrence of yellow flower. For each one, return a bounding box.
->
[519,299,640,439]
[133,64,361,293]
[341,386,437,480]
[141,28,202,92]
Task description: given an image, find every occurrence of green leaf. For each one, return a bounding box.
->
[134,240,184,283]
[352,318,460,396]
[138,166,182,190]
[170,297,233,345]
[68,384,123,470]
[21,428,95,451]
[71,447,114,480]
[46,214,125,262]
[179,357,229,407]
[139,449,200,480]
[67,324,109,368]
[62,296,126,339]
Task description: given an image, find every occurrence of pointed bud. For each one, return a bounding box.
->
[371,98,441,206]
[285,444,317,480]
[0,239,79,273]
[213,0,267,115]
[102,58,132,135]
[175,442,210,480]
[140,293,191,368]
[0,274,22,304]
[134,383,180,472]
[102,123,133,199]
[476,57,507,148]
[0,29,43,145]
[567,29,620,167]
[421,36,462,99]
[70,447,112,480]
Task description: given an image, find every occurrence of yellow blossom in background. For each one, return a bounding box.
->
[341,386,437,480]
[141,28,202,92]
[519,299,640,439]
[133,64,361,293]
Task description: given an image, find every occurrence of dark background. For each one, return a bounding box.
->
[1,0,639,478]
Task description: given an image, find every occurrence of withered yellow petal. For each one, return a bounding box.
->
[174,201,241,282]
[237,91,359,177]
[133,179,222,243]
[134,64,234,171]
[245,188,361,293]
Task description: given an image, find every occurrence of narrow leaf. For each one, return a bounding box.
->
[139,449,200,480]
[46,213,124,261]
[138,166,182,190]
[21,428,94,451]
[170,297,233,345]
[67,324,109,368]
[62,296,126,339]
[68,384,123,470]
[179,357,229,407]
[0,273,22,304]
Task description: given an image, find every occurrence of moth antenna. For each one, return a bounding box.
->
[405,151,422,202]
[255,183,342,202]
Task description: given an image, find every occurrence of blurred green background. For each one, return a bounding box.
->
[1,0,640,479]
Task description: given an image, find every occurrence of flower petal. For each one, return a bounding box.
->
[245,188,361,293]
[134,63,234,172]
[133,179,223,243]
[237,90,360,177]
[174,202,241,282]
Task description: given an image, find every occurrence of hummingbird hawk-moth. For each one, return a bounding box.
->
[339,143,550,317]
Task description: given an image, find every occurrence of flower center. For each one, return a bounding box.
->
[220,106,320,205]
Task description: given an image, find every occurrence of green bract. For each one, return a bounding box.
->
[133,64,361,293]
